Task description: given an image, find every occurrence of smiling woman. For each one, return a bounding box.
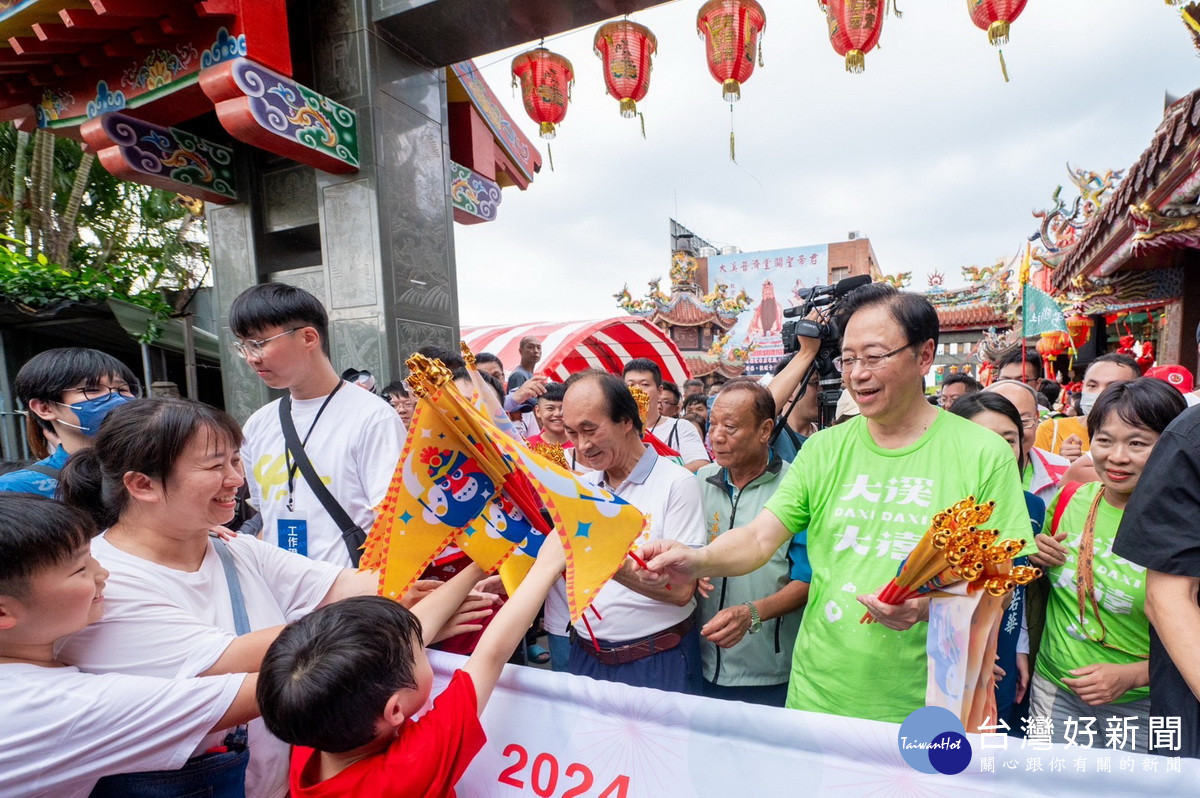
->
[50,398,411,798]
[1028,378,1187,751]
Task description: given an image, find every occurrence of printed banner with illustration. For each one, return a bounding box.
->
[429,650,1199,797]
[705,245,829,376]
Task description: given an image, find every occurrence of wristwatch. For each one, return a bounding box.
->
[745,602,762,634]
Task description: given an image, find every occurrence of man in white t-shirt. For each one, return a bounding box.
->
[622,358,710,473]
[561,370,705,694]
[0,494,258,798]
[230,284,405,567]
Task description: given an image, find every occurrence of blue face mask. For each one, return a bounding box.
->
[56,392,135,436]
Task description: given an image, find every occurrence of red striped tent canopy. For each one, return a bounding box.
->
[461,317,692,384]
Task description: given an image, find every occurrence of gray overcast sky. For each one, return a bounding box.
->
[453,1,1197,326]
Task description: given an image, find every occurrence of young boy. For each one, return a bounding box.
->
[257,533,567,797]
[0,494,258,798]
[526,382,570,448]
[231,283,405,567]
[0,348,140,497]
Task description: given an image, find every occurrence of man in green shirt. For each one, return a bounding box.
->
[634,283,1032,723]
[698,379,808,707]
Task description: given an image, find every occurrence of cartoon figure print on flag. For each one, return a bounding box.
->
[418,447,496,527]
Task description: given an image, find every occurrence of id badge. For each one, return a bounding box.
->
[278,519,308,556]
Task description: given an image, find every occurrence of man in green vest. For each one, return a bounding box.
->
[697,379,808,707]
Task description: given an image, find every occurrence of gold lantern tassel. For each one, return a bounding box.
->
[547,142,555,172]
[639,111,646,139]
[729,103,736,163]
[988,19,1011,46]
[999,49,1010,83]
[845,49,865,73]
[889,0,903,18]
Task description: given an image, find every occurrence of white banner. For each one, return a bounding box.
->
[705,246,828,376]
[429,650,1199,797]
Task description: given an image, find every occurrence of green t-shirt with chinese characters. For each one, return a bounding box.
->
[763,411,1033,723]
[1036,481,1149,703]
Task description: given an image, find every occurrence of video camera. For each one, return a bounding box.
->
[776,274,872,430]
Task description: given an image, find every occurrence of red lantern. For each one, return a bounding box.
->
[825,0,884,73]
[968,0,1028,46]
[1037,331,1069,358]
[696,0,767,102]
[594,20,657,119]
[1065,313,1093,351]
[511,48,574,140]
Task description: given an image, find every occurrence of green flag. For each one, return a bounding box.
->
[1022,283,1067,337]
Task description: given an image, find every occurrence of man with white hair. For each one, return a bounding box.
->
[986,379,1069,510]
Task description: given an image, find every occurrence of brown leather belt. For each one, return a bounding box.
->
[570,616,694,667]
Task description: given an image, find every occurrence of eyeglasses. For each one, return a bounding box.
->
[833,343,912,374]
[230,328,300,359]
[1019,414,1038,430]
[64,382,142,401]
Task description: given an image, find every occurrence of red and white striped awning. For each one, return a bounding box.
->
[461,317,692,384]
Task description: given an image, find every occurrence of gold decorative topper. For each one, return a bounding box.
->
[459,341,477,368]
[530,441,569,470]
[405,353,453,397]
[628,385,650,424]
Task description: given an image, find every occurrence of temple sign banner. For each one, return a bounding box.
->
[706,245,828,375]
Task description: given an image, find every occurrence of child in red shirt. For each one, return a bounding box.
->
[257,534,566,797]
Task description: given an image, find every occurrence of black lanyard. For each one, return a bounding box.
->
[284,380,344,511]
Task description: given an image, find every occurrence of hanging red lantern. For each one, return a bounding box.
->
[825,0,885,73]
[968,0,1028,46]
[696,0,767,102]
[511,48,575,140]
[968,0,1027,81]
[594,20,657,119]
[1037,331,1069,358]
[1065,313,1093,351]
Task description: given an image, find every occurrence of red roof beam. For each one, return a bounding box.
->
[32,23,117,44]
[60,8,140,29]
[89,0,166,18]
[0,47,55,65]
[8,36,87,56]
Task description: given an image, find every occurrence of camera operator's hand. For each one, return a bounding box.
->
[768,311,823,418]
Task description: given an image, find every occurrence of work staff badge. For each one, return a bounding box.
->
[278,518,308,556]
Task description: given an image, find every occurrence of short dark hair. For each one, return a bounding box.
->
[622,358,662,387]
[941,373,982,393]
[229,283,330,357]
[564,370,643,435]
[258,596,423,753]
[683,379,704,391]
[836,282,940,349]
[683,394,709,413]
[539,382,566,404]
[0,494,95,598]
[418,345,464,371]
[716,379,775,426]
[475,352,502,369]
[660,381,681,403]
[995,349,1042,375]
[381,380,409,399]
[15,348,140,455]
[950,391,1027,471]
[1086,353,1140,381]
[1037,378,1060,404]
[59,398,243,528]
[1087,377,1186,440]
[681,412,707,438]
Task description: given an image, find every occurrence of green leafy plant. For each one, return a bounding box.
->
[0,235,172,342]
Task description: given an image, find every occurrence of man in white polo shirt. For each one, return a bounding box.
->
[561,370,705,694]
[623,358,710,473]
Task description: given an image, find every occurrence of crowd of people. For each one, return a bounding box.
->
[1,279,1198,796]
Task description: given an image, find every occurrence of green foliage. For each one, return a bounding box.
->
[0,124,209,319]
[0,235,172,342]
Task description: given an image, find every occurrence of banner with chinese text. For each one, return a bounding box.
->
[705,245,828,376]
[430,649,1199,796]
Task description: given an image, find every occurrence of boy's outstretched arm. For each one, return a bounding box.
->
[464,534,566,712]
[410,563,493,646]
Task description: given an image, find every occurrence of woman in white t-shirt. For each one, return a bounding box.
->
[55,398,490,798]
